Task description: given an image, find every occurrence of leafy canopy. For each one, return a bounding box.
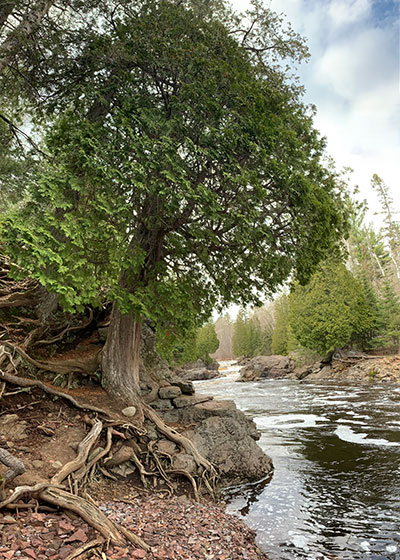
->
[2,0,348,336]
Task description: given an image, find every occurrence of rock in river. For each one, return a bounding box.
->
[237,355,295,382]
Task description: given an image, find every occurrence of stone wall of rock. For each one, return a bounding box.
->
[237,355,295,382]
[156,396,272,485]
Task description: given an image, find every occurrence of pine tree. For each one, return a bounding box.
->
[380,280,400,348]
[195,322,219,365]
[372,175,400,286]
[289,261,375,354]
[232,309,250,357]
[271,295,289,355]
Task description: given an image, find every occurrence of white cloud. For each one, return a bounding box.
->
[316,26,396,100]
[230,0,399,217]
[328,0,371,26]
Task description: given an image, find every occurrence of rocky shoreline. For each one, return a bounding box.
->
[0,494,269,560]
[234,353,400,384]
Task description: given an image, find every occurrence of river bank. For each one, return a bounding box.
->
[195,366,400,560]
[0,371,270,560]
[0,493,268,560]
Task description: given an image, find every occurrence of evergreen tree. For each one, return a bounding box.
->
[232,309,249,357]
[372,175,400,285]
[195,322,219,364]
[289,261,374,354]
[380,280,400,348]
[271,295,289,355]
[2,0,348,410]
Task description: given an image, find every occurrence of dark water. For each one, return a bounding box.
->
[195,364,400,560]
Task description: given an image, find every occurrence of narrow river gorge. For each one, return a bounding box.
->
[195,362,400,560]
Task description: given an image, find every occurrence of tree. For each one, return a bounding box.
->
[2,0,348,413]
[271,295,289,355]
[289,261,374,354]
[372,175,400,285]
[346,197,389,291]
[380,280,400,348]
[195,322,219,364]
[213,313,234,360]
[232,310,249,357]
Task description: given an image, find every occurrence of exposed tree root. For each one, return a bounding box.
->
[64,537,105,560]
[0,269,220,552]
[0,447,26,485]
[3,341,100,375]
[144,403,215,473]
[39,487,134,547]
[0,287,40,308]
[0,482,64,508]
[51,419,103,484]
[34,308,94,346]
[0,367,111,416]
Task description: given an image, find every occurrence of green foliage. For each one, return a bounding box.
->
[0,112,36,213]
[289,261,374,354]
[195,322,219,364]
[232,309,249,357]
[368,368,378,380]
[379,280,400,346]
[232,308,272,357]
[271,295,289,355]
[158,320,219,365]
[2,0,348,343]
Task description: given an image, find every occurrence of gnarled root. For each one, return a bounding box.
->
[3,341,100,376]
[0,446,26,499]
[39,487,133,547]
[144,404,215,472]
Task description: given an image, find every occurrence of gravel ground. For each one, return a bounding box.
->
[0,495,269,559]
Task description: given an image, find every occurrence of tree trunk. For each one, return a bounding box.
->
[0,1,16,31]
[101,305,142,410]
[0,0,55,75]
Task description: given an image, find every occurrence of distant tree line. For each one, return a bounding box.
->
[215,176,400,360]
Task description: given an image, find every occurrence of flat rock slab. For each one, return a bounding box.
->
[150,398,174,410]
[194,399,236,412]
[173,394,213,408]
[158,386,182,399]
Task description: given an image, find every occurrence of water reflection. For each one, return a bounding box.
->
[195,367,400,560]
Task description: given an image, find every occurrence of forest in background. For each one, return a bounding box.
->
[210,176,400,363]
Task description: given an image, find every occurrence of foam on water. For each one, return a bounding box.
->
[256,413,328,429]
[334,425,400,447]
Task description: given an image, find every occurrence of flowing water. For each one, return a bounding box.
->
[195,362,400,560]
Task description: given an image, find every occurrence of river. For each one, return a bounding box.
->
[194,362,400,560]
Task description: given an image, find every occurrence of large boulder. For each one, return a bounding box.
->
[162,398,259,441]
[159,397,270,485]
[192,416,273,484]
[174,358,221,381]
[177,367,220,381]
[237,355,295,382]
[304,356,400,383]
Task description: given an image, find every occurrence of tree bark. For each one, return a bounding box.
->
[0,0,55,75]
[0,1,16,31]
[101,305,142,410]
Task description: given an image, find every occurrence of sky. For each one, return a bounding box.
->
[229,0,399,222]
